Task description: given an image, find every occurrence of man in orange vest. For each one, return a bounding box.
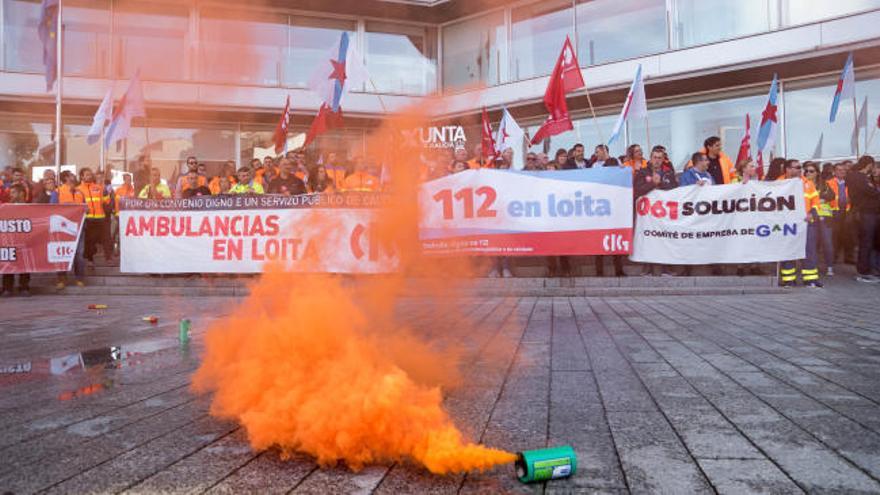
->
[78,167,113,267]
[209,161,237,195]
[780,159,821,288]
[342,156,379,192]
[703,136,736,184]
[56,170,86,289]
[114,173,136,255]
[826,162,855,264]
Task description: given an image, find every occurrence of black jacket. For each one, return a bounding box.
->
[846,169,880,213]
[634,168,678,198]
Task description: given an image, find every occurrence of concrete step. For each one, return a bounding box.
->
[25,275,783,297]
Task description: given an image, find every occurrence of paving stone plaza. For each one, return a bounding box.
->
[1,272,879,495]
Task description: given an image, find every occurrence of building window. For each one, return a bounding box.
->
[782,0,880,26]
[2,0,114,77]
[511,0,572,81]
[784,75,880,160]
[287,17,356,89]
[673,0,772,48]
[575,0,667,66]
[365,22,437,95]
[199,10,287,87]
[109,125,236,180]
[442,11,508,90]
[627,92,770,170]
[113,1,190,81]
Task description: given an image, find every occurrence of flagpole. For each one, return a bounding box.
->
[853,97,860,156]
[644,114,652,153]
[867,126,877,152]
[54,0,63,178]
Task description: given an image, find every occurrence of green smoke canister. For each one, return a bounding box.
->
[179,318,191,344]
[515,446,577,483]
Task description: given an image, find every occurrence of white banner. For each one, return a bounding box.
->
[419,168,633,256]
[120,194,395,274]
[631,179,807,264]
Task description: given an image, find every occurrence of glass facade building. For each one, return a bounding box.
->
[0,0,878,178]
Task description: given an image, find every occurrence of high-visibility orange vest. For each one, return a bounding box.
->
[180,175,208,193]
[825,178,850,212]
[78,182,108,219]
[342,171,379,192]
[325,165,347,189]
[803,177,819,215]
[58,184,85,204]
[208,176,236,195]
[622,158,648,171]
[114,184,135,216]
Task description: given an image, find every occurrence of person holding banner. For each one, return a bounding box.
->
[308,165,335,194]
[780,159,822,288]
[810,164,837,276]
[680,153,714,187]
[56,171,86,290]
[267,159,307,196]
[78,168,113,268]
[703,137,736,185]
[1,185,31,297]
[635,149,678,276]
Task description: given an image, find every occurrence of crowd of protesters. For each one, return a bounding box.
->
[1,137,879,296]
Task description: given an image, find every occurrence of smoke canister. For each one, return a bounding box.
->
[515,446,577,483]
[179,318,191,344]
[142,316,159,324]
[88,304,108,310]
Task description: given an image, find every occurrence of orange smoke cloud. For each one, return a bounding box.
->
[192,107,516,474]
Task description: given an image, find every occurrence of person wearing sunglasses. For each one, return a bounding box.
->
[780,159,822,288]
[804,162,838,276]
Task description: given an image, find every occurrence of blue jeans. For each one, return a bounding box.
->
[857,212,878,276]
[817,217,834,269]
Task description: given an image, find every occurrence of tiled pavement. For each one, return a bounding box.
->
[1,277,879,494]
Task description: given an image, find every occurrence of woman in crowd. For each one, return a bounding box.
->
[765,157,786,181]
[308,165,335,193]
[733,158,759,184]
[806,162,838,276]
[622,144,647,171]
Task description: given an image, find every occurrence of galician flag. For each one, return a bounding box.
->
[495,108,525,169]
[608,64,646,145]
[756,74,778,154]
[307,32,369,113]
[829,53,855,123]
[104,71,146,149]
[86,89,113,145]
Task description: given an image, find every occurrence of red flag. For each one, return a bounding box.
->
[480,107,496,162]
[735,113,751,167]
[272,96,291,154]
[303,103,343,148]
[530,37,582,145]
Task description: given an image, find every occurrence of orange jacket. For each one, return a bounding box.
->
[803,177,820,215]
[58,184,85,204]
[825,178,850,212]
[622,158,648,171]
[114,184,135,216]
[325,165,347,190]
[208,176,236,195]
[78,182,109,219]
[342,171,379,192]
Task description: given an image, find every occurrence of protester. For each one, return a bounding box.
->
[230,167,265,194]
[732,158,759,184]
[765,157,786,181]
[622,144,647,171]
[34,175,58,203]
[554,148,571,169]
[565,143,588,169]
[133,155,153,193]
[780,159,822,288]
[77,167,114,267]
[680,152,713,186]
[181,170,212,198]
[139,168,172,199]
[56,170,86,290]
[524,152,541,171]
[451,160,469,174]
[809,163,837,276]
[635,149,678,276]
[209,161,237,195]
[702,136,736,184]
[847,155,880,283]
[536,152,549,169]
[827,162,854,265]
[8,168,32,203]
[267,159,307,195]
[113,173,136,255]
[216,176,233,195]
[342,157,379,192]
[32,169,56,199]
[308,164,335,193]
[176,158,208,198]
[1,185,31,296]
[175,156,199,194]
[587,144,611,168]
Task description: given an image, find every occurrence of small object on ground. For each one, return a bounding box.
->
[515,446,577,483]
[88,304,108,310]
[142,316,159,324]
[179,318,191,344]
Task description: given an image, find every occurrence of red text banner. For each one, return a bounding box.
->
[418,168,633,256]
[0,204,86,274]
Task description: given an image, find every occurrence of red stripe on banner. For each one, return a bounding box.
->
[422,228,632,256]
